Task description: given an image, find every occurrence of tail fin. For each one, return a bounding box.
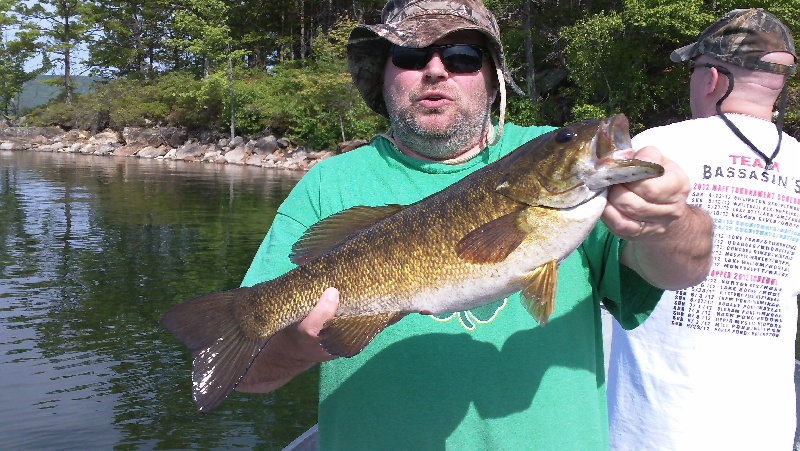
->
[161,288,269,412]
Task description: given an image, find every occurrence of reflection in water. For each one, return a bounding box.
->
[0,151,316,449]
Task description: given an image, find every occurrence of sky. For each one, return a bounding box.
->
[23,47,90,75]
[8,1,89,74]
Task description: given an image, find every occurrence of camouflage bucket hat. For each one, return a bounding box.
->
[671,8,797,75]
[346,0,523,117]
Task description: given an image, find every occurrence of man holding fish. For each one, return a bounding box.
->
[162,0,713,448]
[607,9,800,450]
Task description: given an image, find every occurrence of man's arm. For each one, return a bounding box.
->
[601,146,714,289]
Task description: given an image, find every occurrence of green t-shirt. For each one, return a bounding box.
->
[242,123,662,450]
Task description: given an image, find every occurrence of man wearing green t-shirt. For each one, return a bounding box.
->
[235,0,714,448]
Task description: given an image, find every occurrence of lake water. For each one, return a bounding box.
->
[2,149,798,449]
[0,150,316,449]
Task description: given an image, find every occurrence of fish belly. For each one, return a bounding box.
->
[401,194,608,315]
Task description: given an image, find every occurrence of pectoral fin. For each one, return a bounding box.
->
[519,260,557,326]
[320,311,406,357]
[455,209,529,263]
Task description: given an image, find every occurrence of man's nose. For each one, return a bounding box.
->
[422,52,449,79]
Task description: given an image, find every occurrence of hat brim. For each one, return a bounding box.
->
[670,42,698,63]
[360,15,488,48]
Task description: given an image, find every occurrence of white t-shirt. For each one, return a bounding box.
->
[608,114,800,451]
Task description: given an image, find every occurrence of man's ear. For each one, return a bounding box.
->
[706,67,724,96]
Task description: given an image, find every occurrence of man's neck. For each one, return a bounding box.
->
[693,105,774,121]
[392,124,494,165]
[694,93,775,120]
[395,141,483,164]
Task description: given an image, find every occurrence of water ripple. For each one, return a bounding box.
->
[1,151,311,449]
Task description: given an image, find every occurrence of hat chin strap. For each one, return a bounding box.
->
[713,66,784,171]
[489,65,506,147]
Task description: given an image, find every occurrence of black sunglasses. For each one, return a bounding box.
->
[390,44,486,73]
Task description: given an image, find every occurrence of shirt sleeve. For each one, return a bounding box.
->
[240,167,325,287]
[582,223,664,329]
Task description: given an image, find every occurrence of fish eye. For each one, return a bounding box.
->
[555,130,576,143]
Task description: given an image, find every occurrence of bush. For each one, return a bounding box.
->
[24,20,388,149]
[240,20,387,148]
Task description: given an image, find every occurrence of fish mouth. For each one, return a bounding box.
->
[586,114,664,190]
[595,114,633,160]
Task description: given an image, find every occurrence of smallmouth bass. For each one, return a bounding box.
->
[161,114,664,412]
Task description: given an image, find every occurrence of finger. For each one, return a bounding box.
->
[601,201,644,237]
[632,145,664,164]
[605,184,646,219]
[631,155,689,202]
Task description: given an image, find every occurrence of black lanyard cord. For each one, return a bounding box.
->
[712,64,784,171]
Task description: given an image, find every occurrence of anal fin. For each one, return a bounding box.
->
[520,260,558,326]
[320,312,406,357]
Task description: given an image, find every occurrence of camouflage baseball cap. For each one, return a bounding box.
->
[671,8,797,75]
[346,0,523,117]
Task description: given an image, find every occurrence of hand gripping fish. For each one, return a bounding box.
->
[161,114,663,412]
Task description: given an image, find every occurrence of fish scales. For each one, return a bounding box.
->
[264,170,529,320]
[260,171,514,316]
[161,114,664,412]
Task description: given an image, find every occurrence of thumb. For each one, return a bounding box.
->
[301,287,339,335]
[318,287,340,312]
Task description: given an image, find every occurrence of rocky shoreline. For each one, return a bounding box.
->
[0,126,368,171]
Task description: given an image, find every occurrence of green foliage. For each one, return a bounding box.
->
[16,0,93,104]
[25,72,213,130]
[83,0,174,78]
[561,11,625,114]
[504,95,546,127]
[26,18,386,150]
[571,104,612,122]
[557,0,800,132]
[559,7,687,129]
[0,0,48,115]
[19,0,800,145]
[235,19,387,148]
[97,78,175,128]
[171,0,235,71]
[224,70,273,135]
[249,59,385,149]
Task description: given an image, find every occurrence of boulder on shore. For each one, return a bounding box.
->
[0,126,344,171]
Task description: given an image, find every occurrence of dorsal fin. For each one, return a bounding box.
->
[290,205,404,265]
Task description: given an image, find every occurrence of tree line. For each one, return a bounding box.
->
[1,0,798,150]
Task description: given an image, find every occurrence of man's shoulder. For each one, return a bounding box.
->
[496,122,558,155]
[631,118,719,149]
[635,118,706,136]
[310,137,386,170]
[502,122,558,140]
[780,130,800,147]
